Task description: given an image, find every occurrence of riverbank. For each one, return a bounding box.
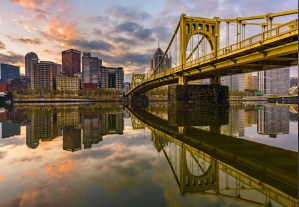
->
[14,98,123,103]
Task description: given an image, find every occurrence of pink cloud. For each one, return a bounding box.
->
[10,0,51,9]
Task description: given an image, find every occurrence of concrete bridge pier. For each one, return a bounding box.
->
[128,93,149,109]
[169,77,229,104]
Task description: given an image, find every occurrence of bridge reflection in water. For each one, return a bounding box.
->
[127,105,297,207]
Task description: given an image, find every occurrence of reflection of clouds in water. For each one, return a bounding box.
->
[0,135,25,148]
[0,115,269,207]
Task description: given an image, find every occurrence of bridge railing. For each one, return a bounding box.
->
[218,19,298,57]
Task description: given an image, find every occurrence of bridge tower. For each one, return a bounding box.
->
[179,14,220,84]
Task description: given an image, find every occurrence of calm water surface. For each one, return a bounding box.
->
[0,103,297,207]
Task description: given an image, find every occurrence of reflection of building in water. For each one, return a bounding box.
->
[61,112,124,151]
[26,109,57,148]
[82,114,102,149]
[258,105,289,138]
[1,122,21,138]
[63,126,81,152]
[57,110,80,127]
[244,110,257,127]
[221,109,244,137]
[101,113,123,135]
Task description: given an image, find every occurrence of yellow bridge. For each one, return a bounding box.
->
[127,10,298,96]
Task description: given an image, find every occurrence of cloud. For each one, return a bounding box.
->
[45,159,77,178]
[115,21,154,42]
[106,5,151,21]
[0,41,5,50]
[7,36,42,45]
[32,8,51,20]
[40,17,78,42]
[0,51,23,65]
[68,39,115,52]
[10,0,52,9]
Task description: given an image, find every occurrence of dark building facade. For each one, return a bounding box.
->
[0,63,20,82]
[82,52,102,87]
[31,61,57,91]
[62,49,81,77]
[25,52,38,78]
[150,48,171,75]
[99,66,124,89]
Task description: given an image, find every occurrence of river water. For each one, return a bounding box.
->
[0,102,297,207]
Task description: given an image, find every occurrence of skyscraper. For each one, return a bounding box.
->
[258,68,290,95]
[0,63,20,82]
[25,52,38,78]
[221,74,245,91]
[62,49,81,77]
[82,52,102,87]
[31,61,57,91]
[99,66,124,89]
[150,48,171,75]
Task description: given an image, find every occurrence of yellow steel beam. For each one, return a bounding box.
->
[219,9,298,22]
[240,22,283,26]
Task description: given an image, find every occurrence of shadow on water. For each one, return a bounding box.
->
[127,103,298,207]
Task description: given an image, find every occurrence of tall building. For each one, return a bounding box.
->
[258,68,290,95]
[221,74,245,91]
[25,52,38,78]
[99,66,124,89]
[244,74,258,90]
[0,63,20,82]
[82,52,102,87]
[62,49,81,77]
[31,61,57,91]
[257,105,289,138]
[150,48,171,75]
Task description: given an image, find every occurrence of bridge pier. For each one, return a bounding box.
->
[128,93,149,109]
[168,84,229,104]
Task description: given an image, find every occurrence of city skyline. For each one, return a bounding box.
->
[0,0,298,81]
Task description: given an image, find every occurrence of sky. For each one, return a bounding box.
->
[0,0,297,81]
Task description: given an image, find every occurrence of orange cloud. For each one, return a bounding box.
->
[42,17,78,41]
[0,176,4,181]
[10,0,49,9]
[19,190,39,206]
[45,159,77,177]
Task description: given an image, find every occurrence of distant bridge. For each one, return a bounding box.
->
[127,10,298,96]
